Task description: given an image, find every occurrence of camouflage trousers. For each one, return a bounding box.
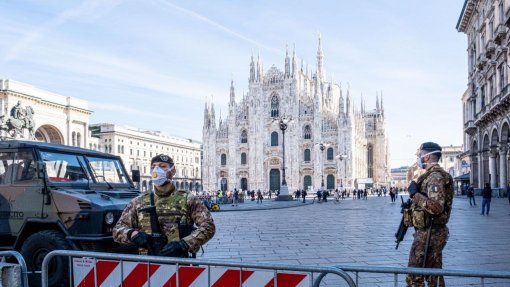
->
[406,225,449,287]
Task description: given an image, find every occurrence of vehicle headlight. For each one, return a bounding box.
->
[105,212,115,225]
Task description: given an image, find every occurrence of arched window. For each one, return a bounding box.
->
[240,130,248,143]
[271,131,279,146]
[221,154,227,166]
[327,175,335,189]
[303,125,312,139]
[270,95,279,118]
[241,152,247,165]
[304,149,311,162]
[72,132,76,146]
[327,147,334,160]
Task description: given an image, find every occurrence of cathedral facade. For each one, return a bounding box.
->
[202,38,390,193]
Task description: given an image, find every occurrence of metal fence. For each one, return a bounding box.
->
[0,250,29,287]
[41,250,356,287]
[314,265,510,287]
[35,250,510,286]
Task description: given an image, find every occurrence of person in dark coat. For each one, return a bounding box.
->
[481,183,492,216]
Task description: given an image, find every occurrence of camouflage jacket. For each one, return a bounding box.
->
[411,164,454,227]
[113,184,215,253]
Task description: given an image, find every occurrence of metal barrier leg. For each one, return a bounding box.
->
[0,251,29,287]
[313,270,356,287]
[394,273,398,287]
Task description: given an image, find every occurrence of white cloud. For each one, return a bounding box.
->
[3,0,123,61]
[155,0,283,55]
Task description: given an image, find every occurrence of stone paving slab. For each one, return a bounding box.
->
[198,195,510,286]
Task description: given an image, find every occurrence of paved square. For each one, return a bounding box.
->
[200,195,510,286]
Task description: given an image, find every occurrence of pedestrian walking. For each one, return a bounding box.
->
[507,183,510,205]
[217,190,224,204]
[257,189,263,204]
[113,154,216,257]
[467,184,476,206]
[232,188,239,207]
[405,142,454,287]
[302,189,307,203]
[322,190,329,202]
[481,183,492,216]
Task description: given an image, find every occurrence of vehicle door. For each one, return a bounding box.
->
[0,149,42,235]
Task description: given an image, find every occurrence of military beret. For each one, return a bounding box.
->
[419,142,442,152]
[150,154,174,166]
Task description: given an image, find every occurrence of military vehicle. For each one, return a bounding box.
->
[0,140,140,286]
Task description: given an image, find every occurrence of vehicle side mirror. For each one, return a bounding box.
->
[131,170,140,183]
[37,161,46,179]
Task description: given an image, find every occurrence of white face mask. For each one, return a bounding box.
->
[416,150,441,169]
[151,166,173,187]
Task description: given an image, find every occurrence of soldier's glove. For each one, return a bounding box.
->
[130,231,149,247]
[408,181,418,198]
[159,240,189,257]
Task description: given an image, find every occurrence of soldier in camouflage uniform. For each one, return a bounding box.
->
[405,142,454,287]
[113,154,215,257]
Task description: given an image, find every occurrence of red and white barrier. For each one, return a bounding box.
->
[72,258,309,287]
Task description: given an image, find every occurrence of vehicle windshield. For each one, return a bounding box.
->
[40,151,90,183]
[87,156,129,184]
[40,151,129,185]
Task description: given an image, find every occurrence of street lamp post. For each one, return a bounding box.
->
[319,143,326,190]
[336,153,347,190]
[275,116,293,201]
[316,143,330,191]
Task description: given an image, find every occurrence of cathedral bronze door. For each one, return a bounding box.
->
[303,175,312,191]
[240,178,248,191]
[220,178,228,191]
[269,169,280,191]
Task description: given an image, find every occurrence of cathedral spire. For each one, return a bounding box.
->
[249,52,255,83]
[317,32,324,81]
[256,51,262,82]
[203,99,209,129]
[338,84,345,115]
[210,97,216,129]
[229,79,235,109]
[284,44,290,78]
[381,91,384,116]
[292,44,297,77]
[360,94,364,113]
[346,84,351,116]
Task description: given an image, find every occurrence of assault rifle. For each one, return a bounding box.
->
[139,192,167,255]
[395,195,412,249]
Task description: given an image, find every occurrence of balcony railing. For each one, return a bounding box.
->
[464,120,477,135]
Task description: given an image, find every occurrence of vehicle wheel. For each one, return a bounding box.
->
[20,230,71,287]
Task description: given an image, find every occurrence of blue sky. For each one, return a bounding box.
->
[0,0,467,167]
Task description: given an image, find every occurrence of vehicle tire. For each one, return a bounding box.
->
[20,230,72,287]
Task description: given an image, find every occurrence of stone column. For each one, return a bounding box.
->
[499,145,508,189]
[478,152,484,188]
[489,148,498,189]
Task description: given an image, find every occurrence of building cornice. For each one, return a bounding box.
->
[1,90,92,115]
[457,0,478,33]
